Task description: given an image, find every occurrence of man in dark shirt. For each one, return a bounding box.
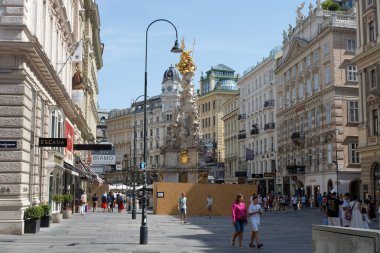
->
[326,191,342,226]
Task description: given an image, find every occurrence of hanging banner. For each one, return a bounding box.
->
[64,119,74,165]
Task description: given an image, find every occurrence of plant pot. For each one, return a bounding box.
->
[24,219,40,233]
[62,209,72,219]
[51,213,62,223]
[40,215,51,227]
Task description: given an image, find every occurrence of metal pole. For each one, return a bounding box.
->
[132,95,145,220]
[336,130,339,194]
[140,18,179,245]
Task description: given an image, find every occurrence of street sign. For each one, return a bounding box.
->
[252,174,264,178]
[91,146,116,165]
[38,138,67,147]
[264,172,276,178]
[235,171,247,177]
[0,141,17,148]
[74,144,112,150]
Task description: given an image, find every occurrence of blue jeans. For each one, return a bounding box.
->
[234,220,245,232]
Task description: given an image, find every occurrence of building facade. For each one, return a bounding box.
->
[0,0,102,234]
[238,48,280,193]
[353,0,380,202]
[107,66,183,184]
[275,4,360,199]
[197,64,239,182]
[221,95,240,184]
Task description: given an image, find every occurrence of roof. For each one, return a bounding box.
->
[209,64,235,72]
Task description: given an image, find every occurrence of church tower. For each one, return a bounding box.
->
[161,65,181,122]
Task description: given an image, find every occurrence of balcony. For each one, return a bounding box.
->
[238,114,246,120]
[264,99,275,108]
[291,132,305,146]
[238,130,246,140]
[264,122,275,130]
[286,165,306,175]
[250,124,259,135]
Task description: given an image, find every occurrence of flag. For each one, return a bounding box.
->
[72,40,83,63]
[246,147,255,161]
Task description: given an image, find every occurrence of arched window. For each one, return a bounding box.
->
[51,110,63,138]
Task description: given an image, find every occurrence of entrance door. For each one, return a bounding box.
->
[314,186,320,207]
[327,180,333,193]
[350,180,361,199]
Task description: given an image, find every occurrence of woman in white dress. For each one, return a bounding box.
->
[349,199,364,229]
[248,195,263,249]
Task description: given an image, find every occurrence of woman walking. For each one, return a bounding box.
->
[248,195,263,249]
[349,198,364,228]
[231,194,247,249]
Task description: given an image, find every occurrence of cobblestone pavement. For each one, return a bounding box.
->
[0,208,377,253]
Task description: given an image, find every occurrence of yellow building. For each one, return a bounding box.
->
[197,64,239,182]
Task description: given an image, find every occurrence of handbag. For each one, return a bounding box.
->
[345,202,357,221]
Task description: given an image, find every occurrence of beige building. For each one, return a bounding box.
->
[275,5,360,198]
[221,95,240,184]
[197,64,239,182]
[0,0,102,234]
[353,0,380,202]
[238,48,280,193]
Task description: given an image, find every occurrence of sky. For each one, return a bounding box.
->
[97,0,314,110]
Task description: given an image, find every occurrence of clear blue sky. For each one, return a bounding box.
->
[97,0,313,110]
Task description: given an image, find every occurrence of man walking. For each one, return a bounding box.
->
[206,195,213,219]
[326,191,342,226]
[341,193,351,227]
[178,193,187,224]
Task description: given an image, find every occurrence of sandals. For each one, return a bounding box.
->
[249,242,256,248]
[231,238,235,246]
[257,243,264,249]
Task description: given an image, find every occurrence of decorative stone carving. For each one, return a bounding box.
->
[296,2,306,25]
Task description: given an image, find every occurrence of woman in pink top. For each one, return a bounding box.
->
[231,194,247,248]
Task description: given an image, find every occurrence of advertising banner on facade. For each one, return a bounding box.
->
[91,146,116,165]
[64,119,74,165]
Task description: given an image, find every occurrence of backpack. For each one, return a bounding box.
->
[345,202,357,221]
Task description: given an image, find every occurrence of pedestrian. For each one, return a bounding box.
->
[317,192,322,209]
[206,195,213,219]
[91,193,98,212]
[116,193,124,213]
[178,193,187,224]
[273,196,279,211]
[292,195,298,211]
[248,195,263,249]
[362,207,370,229]
[80,191,87,215]
[349,198,364,228]
[231,194,247,249]
[101,192,107,212]
[326,191,341,226]
[109,192,115,212]
[341,193,351,227]
[301,195,307,210]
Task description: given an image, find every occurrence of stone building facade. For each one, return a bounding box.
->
[275,5,360,199]
[0,0,102,234]
[353,0,380,202]
[221,94,240,184]
[238,48,280,193]
[197,64,239,182]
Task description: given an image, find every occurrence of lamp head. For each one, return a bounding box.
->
[171,39,182,53]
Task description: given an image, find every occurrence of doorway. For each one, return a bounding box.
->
[349,180,361,200]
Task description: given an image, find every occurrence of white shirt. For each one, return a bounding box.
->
[206,197,213,207]
[179,197,187,209]
[249,203,261,223]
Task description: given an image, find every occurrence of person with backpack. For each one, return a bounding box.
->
[349,198,364,228]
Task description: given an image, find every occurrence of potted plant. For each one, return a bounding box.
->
[62,193,74,219]
[40,203,51,228]
[51,194,63,223]
[24,205,43,233]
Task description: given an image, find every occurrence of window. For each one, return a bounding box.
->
[213,116,216,126]
[347,39,356,52]
[307,79,312,97]
[325,66,331,84]
[327,144,332,164]
[349,143,360,164]
[370,69,377,88]
[299,84,304,99]
[150,129,153,136]
[156,128,159,137]
[298,61,303,74]
[51,110,63,138]
[347,65,358,82]
[213,100,216,109]
[292,86,297,102]
[306,55,311,68]
[369,21,375,42]
[323,42,329,56]
[368,0,374,5]
[308,111,313,129]
[315,107,321,128]
[313,50,320,64]
[349,101,359,122]
[292,66,296,79]
[373,109,378,136]
[326,103,331,127]
[313,74,319,91]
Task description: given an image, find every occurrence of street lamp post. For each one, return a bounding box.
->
[140,19,181,245]
[332,128,342,194]
[132,95,145,220]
